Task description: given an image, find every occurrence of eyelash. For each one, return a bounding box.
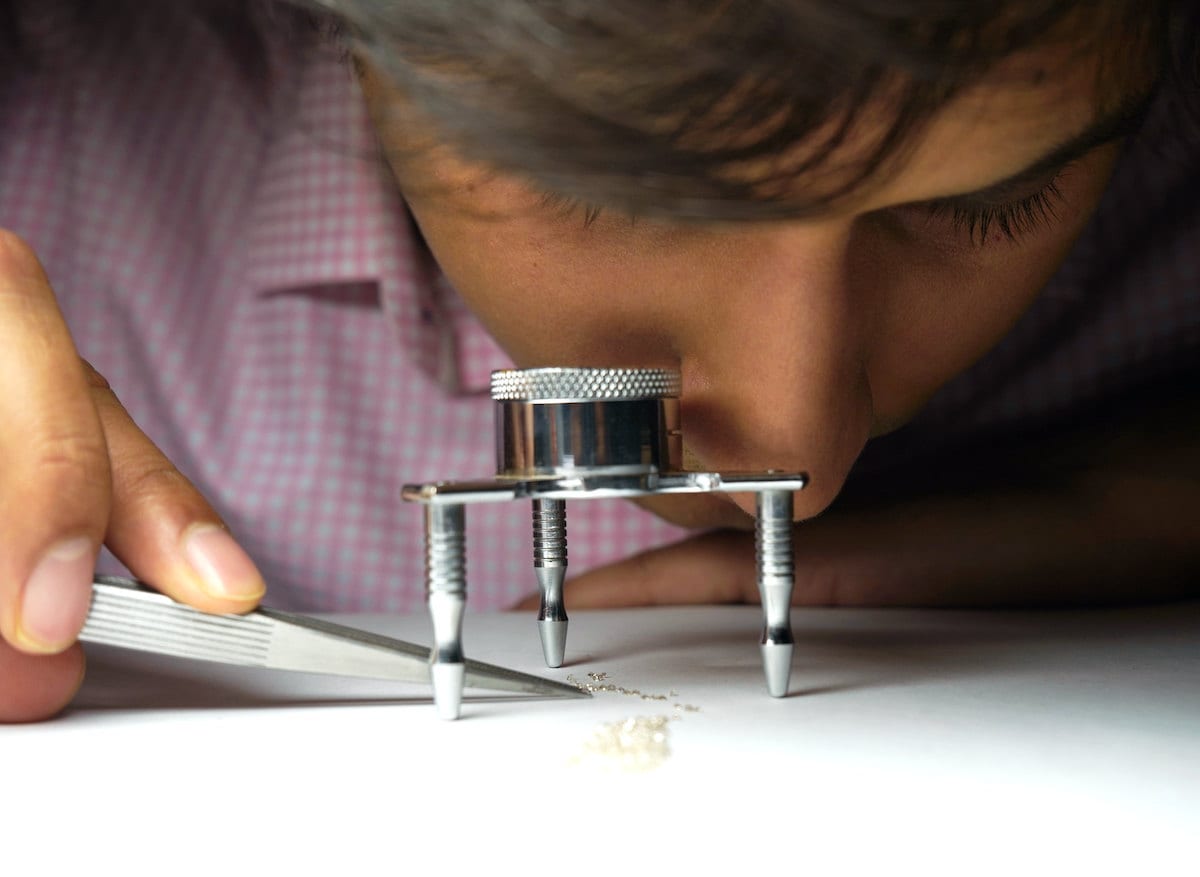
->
[539,192,608,226]
[921,172,1067,246]
[540,167,1071,246]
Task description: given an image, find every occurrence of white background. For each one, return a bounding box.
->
[5,603,1197,875]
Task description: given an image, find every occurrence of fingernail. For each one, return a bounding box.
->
[19,537,95,652]
[182,524,265,601]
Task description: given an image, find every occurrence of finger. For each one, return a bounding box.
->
[0,231,109,654]
[0,639,85,723]
[508,522,878,612]
[87,364,266,614]
[512,530,760,610]
[631,493,753,530]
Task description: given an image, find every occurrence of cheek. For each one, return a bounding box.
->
[862,238,1067,430]
[865,151,1119,430]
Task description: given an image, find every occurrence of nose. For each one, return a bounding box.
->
[673,221,875,520]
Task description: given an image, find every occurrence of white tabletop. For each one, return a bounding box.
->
[5,602,1198,874]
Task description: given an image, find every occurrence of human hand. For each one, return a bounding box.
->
[514,432,1200,611]
[0,231,265,722]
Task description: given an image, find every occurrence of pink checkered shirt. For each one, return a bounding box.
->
[0,2,687,612]
[1,4,1196,611]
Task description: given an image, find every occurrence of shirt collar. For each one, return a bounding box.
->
[243,50,403,294]
[243,47,510,394]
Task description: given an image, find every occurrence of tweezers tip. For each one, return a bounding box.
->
[497,675,591,699]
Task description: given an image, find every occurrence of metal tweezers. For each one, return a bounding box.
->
[80,575,586,701]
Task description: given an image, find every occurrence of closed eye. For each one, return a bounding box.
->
[918,168,1069,245]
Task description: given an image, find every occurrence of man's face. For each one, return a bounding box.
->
[362,45,1139,528]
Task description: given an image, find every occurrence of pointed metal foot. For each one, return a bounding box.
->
[756,490,795,699]
[425,505,467,719]
[761,641,793,697]
[538,618,568,668]
[431,662,465,719]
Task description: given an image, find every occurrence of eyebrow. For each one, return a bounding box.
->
[938,86,1159,206]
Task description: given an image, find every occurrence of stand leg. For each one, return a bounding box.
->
[532,498,568,668]
[756,490,795,697]
[426,504,466,719]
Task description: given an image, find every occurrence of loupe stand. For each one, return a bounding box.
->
[402,367,807,719]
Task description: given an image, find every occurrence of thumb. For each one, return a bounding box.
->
[0,639,85,722]
[513,529,760,610]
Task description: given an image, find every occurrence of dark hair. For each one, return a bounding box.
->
[3,1,1195,218]
[325,0,1196,221]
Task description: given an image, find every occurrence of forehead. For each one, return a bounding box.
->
[872,43,1130,206]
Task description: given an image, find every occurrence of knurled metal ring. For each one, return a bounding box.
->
[491,367,682,401]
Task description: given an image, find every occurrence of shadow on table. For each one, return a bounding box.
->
[67,601,1200,712]
[66,644,550,715]
[561,601,1200,698]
